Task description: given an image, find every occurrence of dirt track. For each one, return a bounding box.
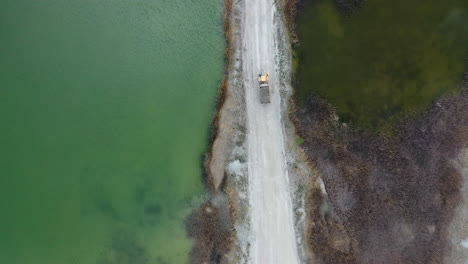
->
[242,0,300,262]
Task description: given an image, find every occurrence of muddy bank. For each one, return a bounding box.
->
[186,0,249,262]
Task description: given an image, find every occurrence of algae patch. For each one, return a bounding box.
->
[295,0,468,131]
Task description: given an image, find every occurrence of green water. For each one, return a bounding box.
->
[0,0,224,263]
[296,0,468,130]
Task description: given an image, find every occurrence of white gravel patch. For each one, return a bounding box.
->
[228,160,246,177]
[462,238,468,249]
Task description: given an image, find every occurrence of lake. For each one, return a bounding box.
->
[0,0,224,263]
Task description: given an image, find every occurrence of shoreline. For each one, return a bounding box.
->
[187,0,313,262]
[185,0,237,262]
[186,0,249,262]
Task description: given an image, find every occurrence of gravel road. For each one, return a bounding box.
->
[242,0,300,262]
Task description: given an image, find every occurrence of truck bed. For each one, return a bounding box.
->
[260,83,270,104]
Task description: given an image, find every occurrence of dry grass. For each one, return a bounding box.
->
[186,201,233,263]
[283,0,298,44]
[291,76,468,263]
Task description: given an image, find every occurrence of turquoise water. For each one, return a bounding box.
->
[295,0,468,131]
[0,0,224,263]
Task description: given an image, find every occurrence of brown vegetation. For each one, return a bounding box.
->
[284,0,468,262]
[186,196,233,263]
[290,75,468,263]
[283,0,299,46]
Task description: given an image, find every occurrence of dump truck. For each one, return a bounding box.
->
[258,72,271,104]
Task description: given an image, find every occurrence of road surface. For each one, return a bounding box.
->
[242,0,300,262]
